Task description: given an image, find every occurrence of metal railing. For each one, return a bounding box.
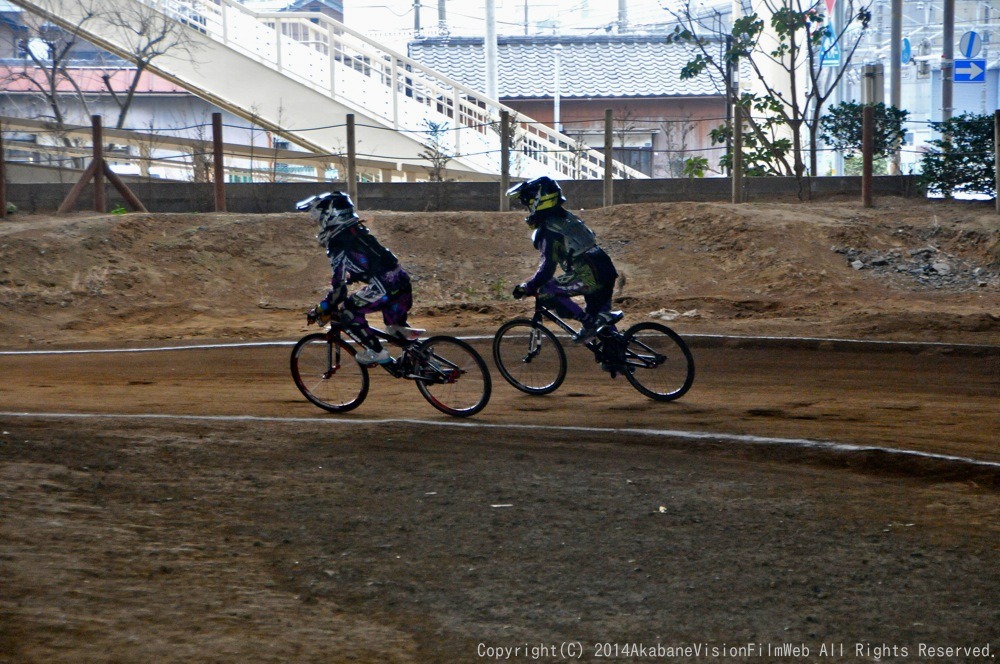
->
[148,0,646,180]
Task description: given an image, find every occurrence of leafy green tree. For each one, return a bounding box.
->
[710,94,793,176]
[682,156,710,178]
[919,113,995,198]
[820,101,908,159]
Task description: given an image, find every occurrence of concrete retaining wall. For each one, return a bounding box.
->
[5,175,922,214]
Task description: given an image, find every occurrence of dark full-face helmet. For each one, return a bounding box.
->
[506,176,566,218]
[295,191,359,246]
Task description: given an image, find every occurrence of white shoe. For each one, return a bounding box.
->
[355,347,392,365]
[385,324,423,341]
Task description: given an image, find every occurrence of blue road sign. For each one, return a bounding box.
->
[954,58,986,83]
[960,31,982,58]
[821,25,841,67]
[901,37,911,65]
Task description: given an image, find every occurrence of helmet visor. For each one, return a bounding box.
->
[295,193,331,212]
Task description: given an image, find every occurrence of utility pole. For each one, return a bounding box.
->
[485,0,498,99]
[438,0,446,34]
[553,44,562,131]
[413,0,422,37]
[942,0,954,120]
[618,0,628,32]
[889,0,902,174]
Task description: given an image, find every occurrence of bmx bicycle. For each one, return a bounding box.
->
[492,298,695,401]
[291,315,491,417]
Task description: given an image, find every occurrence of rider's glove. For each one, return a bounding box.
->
[307,302,333,326]
[512,283,528,300]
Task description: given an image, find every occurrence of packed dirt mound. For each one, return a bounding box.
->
[0,197,997,348]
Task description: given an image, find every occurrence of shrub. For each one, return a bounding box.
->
[919,112,995,198]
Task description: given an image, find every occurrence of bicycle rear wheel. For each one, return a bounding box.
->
[620,322,695,401]
[492,319,567,395]
[412,336,491,417]
[290,332,369,413]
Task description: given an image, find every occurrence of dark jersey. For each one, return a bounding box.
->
[524,208,616,294]
[326,223,399,289]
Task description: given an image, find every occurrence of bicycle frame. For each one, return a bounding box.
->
[322,322,464,385]
[524,299,663,373]
[527,298,585,338]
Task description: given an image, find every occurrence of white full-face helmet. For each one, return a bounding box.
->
[295,191,359,246]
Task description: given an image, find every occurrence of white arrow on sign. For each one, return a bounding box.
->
[955,59,985,81]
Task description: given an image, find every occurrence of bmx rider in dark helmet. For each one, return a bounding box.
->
[507,176,622,343]
[297,191,422,365]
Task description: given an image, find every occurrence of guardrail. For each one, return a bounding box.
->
[146,0,647,180]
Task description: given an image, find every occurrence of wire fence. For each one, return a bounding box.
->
[0,110,990,185]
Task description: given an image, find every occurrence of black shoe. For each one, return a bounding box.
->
[574,310,624,344]
[599,310,624,327]
[573,324,599,344]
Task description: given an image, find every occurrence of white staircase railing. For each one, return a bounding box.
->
[9,0,647,180]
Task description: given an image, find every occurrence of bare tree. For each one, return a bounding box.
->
[0,6,95,137]
[1,0,198,132]
[613,106,640,178]
[419,119,454,182]
[660,115,700,178]
[668,0,872,178]
[88,0,199,129]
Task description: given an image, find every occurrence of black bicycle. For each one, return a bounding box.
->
[291,317,491,417]
[492,298,694,401]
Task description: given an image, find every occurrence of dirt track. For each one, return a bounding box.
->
[1,199,998,661]
[2,335,998,662]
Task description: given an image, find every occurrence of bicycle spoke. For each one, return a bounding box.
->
[290,333,369,413]
[414,337,491,417]
[620,323,694,401]
[492,320,567,395]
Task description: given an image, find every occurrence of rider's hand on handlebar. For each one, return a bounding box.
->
[307,305,333,326]
[512,283,528,300]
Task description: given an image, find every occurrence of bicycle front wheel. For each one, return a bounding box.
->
[620,322,695,401]
[290,332,369,413]
[492,319,567,395]
[412,336,491,417]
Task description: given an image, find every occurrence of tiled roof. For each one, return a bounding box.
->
[408,35,722,99]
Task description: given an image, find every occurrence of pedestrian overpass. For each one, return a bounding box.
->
[8,0,646,182]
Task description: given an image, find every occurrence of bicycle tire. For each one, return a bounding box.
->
[290,332,370,413]
[620,322,695,401]
[492,319,567,395]
[412,336,491,417]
